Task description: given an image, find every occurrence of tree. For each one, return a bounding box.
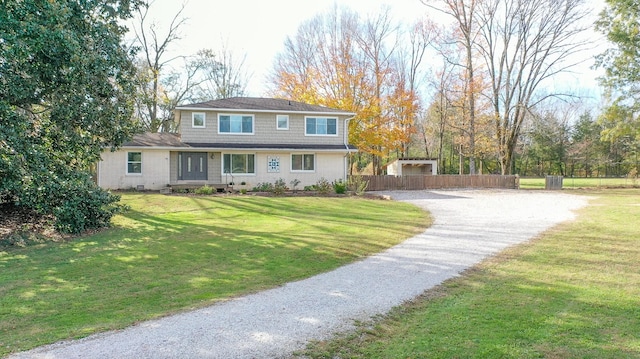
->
[476,0,590,174]
[195,45,250,100]
[423,0,481,174]
[424,0,590,174]
[132,0,187,132]
[596,0,640,144]
[568,112,605,177]
[524,109,571,176]
[0,0,141,233]
[393,19,435,158]
[132,3,251,132]
[270,6,428,175]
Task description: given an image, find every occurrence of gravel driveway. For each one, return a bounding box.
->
[8,190,588,359]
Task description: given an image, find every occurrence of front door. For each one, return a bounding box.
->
[180,152,208,181]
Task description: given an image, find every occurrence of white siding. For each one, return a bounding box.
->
[386,159,438,176]
[217,151,347,189]
[99,149,171,190]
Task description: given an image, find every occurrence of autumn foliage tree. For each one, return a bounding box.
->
[269,6,430,174]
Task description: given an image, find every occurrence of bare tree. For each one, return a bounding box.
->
[476,0,590,174]
[195,42,250,100]
[131,2,251,132]
[426,55,458,172]
[424,0,589,174]
[132,1,188,132]
[423,0,481,174]
[396,19,437,157]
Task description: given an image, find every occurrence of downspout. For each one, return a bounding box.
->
[343,117,354,181]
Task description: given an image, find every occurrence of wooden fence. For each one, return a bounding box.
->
[354,175,520,191]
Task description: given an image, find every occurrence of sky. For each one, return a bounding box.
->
[133,0,609,104]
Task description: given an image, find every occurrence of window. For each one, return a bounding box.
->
[305,117,337,135]
[127,152,142,174]
[192,112,206,128]
[223,154,255,174]
[291,154,315,171]
[219,114,254,134]
[276,115,289,130]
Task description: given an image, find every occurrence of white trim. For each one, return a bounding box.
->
[218,113,255,135]
[276,114,289,130]
[117,145,356,153]
[290,153,316,172]
[304,116,339,137]
[192,112,206,128]
[221,152,257,175]
[126,151,143,176]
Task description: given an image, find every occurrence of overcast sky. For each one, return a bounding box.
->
[132,0,608,103]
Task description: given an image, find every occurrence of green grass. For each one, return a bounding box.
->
[0,194,430,356]
[519,177,638,189]
[299,189,640,359]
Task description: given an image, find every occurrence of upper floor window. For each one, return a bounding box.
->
[219,114,254,134]
[192,112,206,128]
[276,115,289,130]
[305,117,337,136]
[127,152,142,174]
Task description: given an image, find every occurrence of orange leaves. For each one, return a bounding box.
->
[268,7,427,172]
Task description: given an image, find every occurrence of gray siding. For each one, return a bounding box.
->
[180,110,350,146]
[170,151,222,183]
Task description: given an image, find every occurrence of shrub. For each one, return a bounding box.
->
[348,175,369,195]
[290,179,301,192]
[272,178,288,195]
[194,185,214,195]
[333,179,347,194]
[53,187,124,234]
[252,182,274,192]
[315,178,333,195]
[5,171,125,234]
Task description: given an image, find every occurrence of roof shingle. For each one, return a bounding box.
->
[123,132,183,147]
[176,97,354,115]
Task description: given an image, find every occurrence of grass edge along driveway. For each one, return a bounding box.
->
[300,189,640,359]
[0,194,430,356]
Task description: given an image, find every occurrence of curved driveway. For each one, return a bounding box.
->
[9,190,588,359]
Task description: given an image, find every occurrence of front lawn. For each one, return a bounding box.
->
[300,189,640,358]
[0,193,429,356]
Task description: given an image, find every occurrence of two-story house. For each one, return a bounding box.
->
[97,97,357,191]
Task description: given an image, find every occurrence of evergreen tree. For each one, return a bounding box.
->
[0,0,142,233]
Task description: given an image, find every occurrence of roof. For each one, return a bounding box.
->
[123,132,184,147]
[121,133,357,152]
[175,97,355,115]
[393,158,439,161]
[185,142,357,151]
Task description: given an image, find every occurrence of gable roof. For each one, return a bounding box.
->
[175,97,355,116]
